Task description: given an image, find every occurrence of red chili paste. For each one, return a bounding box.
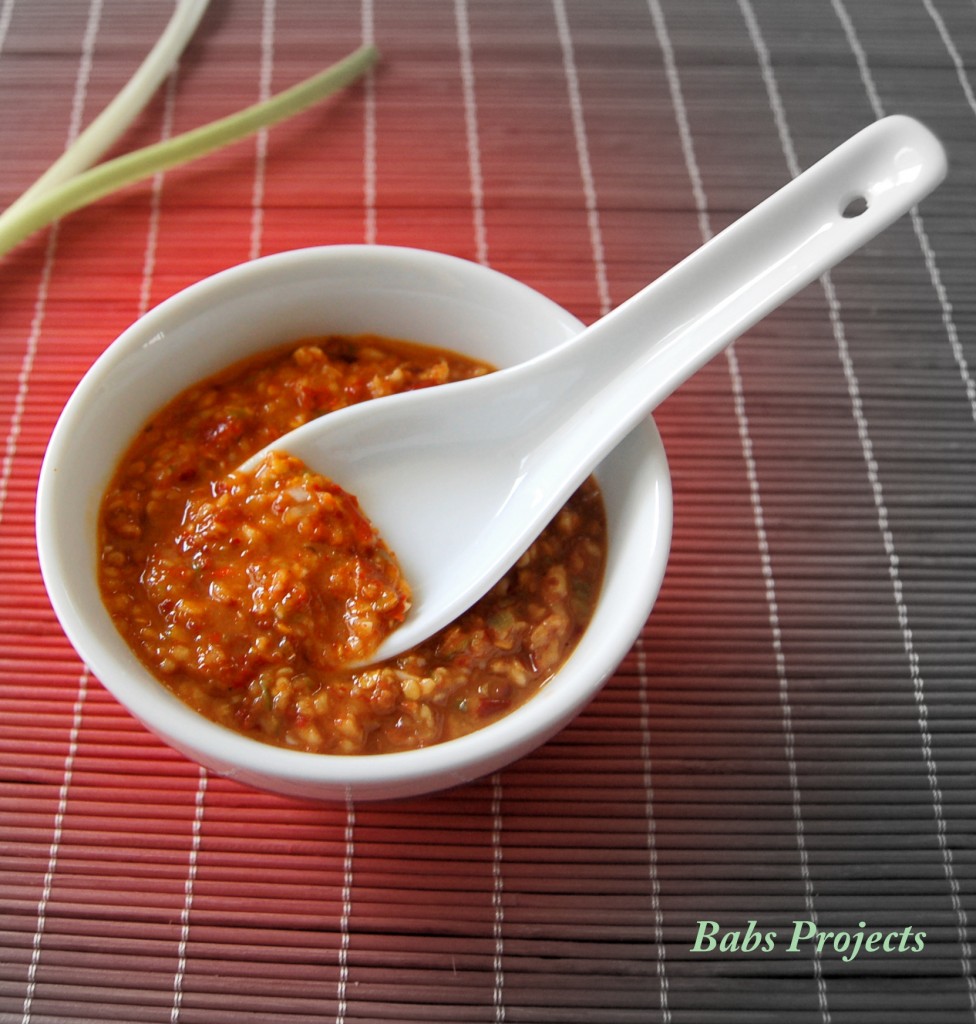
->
[99,335,606,755]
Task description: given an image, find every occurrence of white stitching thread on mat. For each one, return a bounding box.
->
[557,1,672,1015]
[834,0,976,428]
[829,0,976,1010]
[138,70,180,317]
[914,0,976,422]
[0,0,96,533]
[453,7,506,1012]
[335,7,377,1018]
[362,0,377,245]
[454,0,488,267]
[637,648,671,1021]
[491,774,506,1022]
[19,3,103,1019]
[249,0,275,261]
[723,0,834,992]
[552,0,611,318]
[171,769,208,1024]
[924,0,976,121]
[141,38,211,1020]
[653,0,831,1019]
[0,233,53,534]
[336,796,356,1024]
[21,671,88,1024]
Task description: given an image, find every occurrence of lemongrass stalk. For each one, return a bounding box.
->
[7,0,210,217]
[0,45,378,260]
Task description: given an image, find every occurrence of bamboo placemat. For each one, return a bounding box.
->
[2,1,975,1021]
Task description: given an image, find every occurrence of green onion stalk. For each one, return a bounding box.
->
[0,0,377,260]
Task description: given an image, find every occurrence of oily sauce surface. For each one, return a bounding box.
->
[99,335,607,755]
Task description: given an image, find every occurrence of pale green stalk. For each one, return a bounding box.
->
[0,45,378,260]
[6,0,210,217]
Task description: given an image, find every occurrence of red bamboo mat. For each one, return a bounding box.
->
[2,2,976,1022]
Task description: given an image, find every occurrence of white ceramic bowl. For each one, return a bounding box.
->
[36,245,672,801]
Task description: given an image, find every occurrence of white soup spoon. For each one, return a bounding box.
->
[244,115,946,662]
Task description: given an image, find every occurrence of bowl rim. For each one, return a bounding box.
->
[35,244,673,796]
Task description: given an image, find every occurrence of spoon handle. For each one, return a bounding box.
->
[530,115,946,464]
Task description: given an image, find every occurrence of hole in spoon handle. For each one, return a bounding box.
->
[842,195,869,218]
